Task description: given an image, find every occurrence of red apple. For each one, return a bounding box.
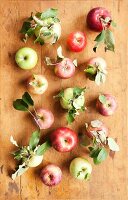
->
[54,58,76,79]
[50,127,78,152]
[87,7,111,32]
[85,120,108,139]
[67,31,87,52]
[96,94,117,116]
[40,164,62,186]
[35,108,54,130]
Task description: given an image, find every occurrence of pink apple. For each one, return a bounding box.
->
[54,58,76,79]
[87,57,107,69]
[27,74,48,95]
[87,7,111,32]
[85,120,108,139]
[96,94,117,116]
[35,108,54,130]
[40,164,62,186]
[50,127,78,152]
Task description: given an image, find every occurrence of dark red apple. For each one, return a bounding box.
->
[50,127,78,152]
[40,164,62,186]
[85,120,108,139]
[96,94,117,116]
[54,58,76,79]
[87,7,111,32]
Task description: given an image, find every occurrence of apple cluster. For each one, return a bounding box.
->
[11,7,119,186]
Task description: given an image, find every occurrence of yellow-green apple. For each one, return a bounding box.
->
[15,47,38,70]
[69,157,92,180]
[27,74,48,95]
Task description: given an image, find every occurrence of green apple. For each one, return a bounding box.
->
[15,47,38,70]
[69,157,92,180]
[60,88,73,109]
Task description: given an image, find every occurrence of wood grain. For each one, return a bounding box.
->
[0,0,128,200]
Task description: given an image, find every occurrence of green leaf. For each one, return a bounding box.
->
[104,29,115,52]
[29,130,40,151]
[89,147,101,158]
[36,141,51,156]
[73,87,86,97]
[26,28,35,37]
[93,148,108,165]
[57,46,64,59]
[94,30,105,42]
[22,92,34,106]
[13,99,28,111]
[85,65,96,75]
[99,94,107,104]
[20,21,31,34]
[107,137,119,151]
[40,8,58,20]
[12,163,29,180]
[66,113,75,124]
[53,90,64,98]
[34,36,44,45]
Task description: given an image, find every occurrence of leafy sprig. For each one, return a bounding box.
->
[84,62,107,86]
[13,92,42,129]
[93,17,116,52]
[20,8,60,45]
[54,87,86,124]
[10,130,51,180]
[80,120,119,164]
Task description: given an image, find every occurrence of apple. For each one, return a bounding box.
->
[85,120,108,139]
[50,127,78,152]
[60,88,85,110]
[85,57,107,85]
[35,108,54,130]
[54,58,76,79]
[35,22,61,44]
[40,164,62,186]
[67,31,87,52]
[87,7,111,32]
[27,74,48,95]
[28,154,43,167]
[96,94,117,116]
[69,157,92,180]
[15,47,38,70]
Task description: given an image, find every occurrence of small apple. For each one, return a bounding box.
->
[96,94,117,116]
[15,47,38,70]
[85,57,107,85]
[35,108,54,130]
[27,74,48,95]
[28,154,43,167]
[40,164,62,186]
[85,120,108,141]
[50,127,78,152]
[87,7,111,32]
[69,157,92,180]
[67,31,87,52]
[54,58,76,79]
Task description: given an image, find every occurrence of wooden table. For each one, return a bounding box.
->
[0,0,127,199]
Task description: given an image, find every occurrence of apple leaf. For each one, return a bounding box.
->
[45,57,54,66]
[40,8,58,20]
[20,21,31,34]
[107,137,119,151]
[91,120,102,128]
[94,30,106,42]
[85,65,96,75]
[36,141,51,156]
[13,99,28,111]
[29,130,40,151]
[99,94,107,104]
[10,136,19,147]
[67,109,76,124]
[57,46,64,59]
[53,90,64,98]
[93,148,108,164]
[79,134,91,147]
[22,92,34,106]
[12,163,29,180]
[34,36,44,45]
[104,29,115,52]
[73,87,86,97]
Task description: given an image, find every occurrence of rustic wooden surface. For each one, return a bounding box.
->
[0,0,128,199]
